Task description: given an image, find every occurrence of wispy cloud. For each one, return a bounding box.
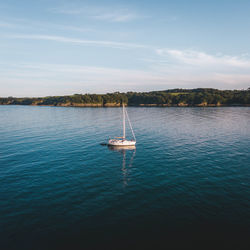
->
[150,48,250,89]
[50,5,143,22]
[0,62,167,96]
[1,58,250,97]
[156,49,250,69]
[0,18,93,33]
[55,24,92,32]
[91,12,139,22]
[3,32,250,72]
[4,33,149,49]
[2,32,250,96]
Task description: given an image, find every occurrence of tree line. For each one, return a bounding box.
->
[1,88,250,106]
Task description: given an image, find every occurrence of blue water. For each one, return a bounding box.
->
[0,106,250,249]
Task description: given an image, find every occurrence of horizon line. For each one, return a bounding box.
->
[1,87,249,99]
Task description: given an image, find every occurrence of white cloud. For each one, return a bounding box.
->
[151,49,250,89]
[156,49,250,68]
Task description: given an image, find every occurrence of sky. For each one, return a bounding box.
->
[1,0,250,97]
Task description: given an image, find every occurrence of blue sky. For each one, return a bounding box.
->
[1,0,250,97]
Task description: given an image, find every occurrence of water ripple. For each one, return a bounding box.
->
[0,106,250,249]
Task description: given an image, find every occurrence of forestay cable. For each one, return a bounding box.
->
[125,108,136,141]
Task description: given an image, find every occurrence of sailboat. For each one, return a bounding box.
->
[108,103,136,146]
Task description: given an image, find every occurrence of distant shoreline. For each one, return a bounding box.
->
[1,103,250,107]
[1,88,249,107]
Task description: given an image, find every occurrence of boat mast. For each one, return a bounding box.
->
[123,103,126,139]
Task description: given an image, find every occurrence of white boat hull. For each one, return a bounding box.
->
[108,139,136,146]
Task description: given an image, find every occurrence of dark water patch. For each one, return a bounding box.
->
[0,106,250,249]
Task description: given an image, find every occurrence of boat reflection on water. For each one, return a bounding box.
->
[108,145,136,152]
[108,145,136,186]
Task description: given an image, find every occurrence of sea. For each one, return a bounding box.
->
[0,106,250,249]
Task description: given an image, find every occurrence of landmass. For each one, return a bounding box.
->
[1,88,250,107]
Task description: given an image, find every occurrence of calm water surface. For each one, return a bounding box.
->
[0,106,250,249]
